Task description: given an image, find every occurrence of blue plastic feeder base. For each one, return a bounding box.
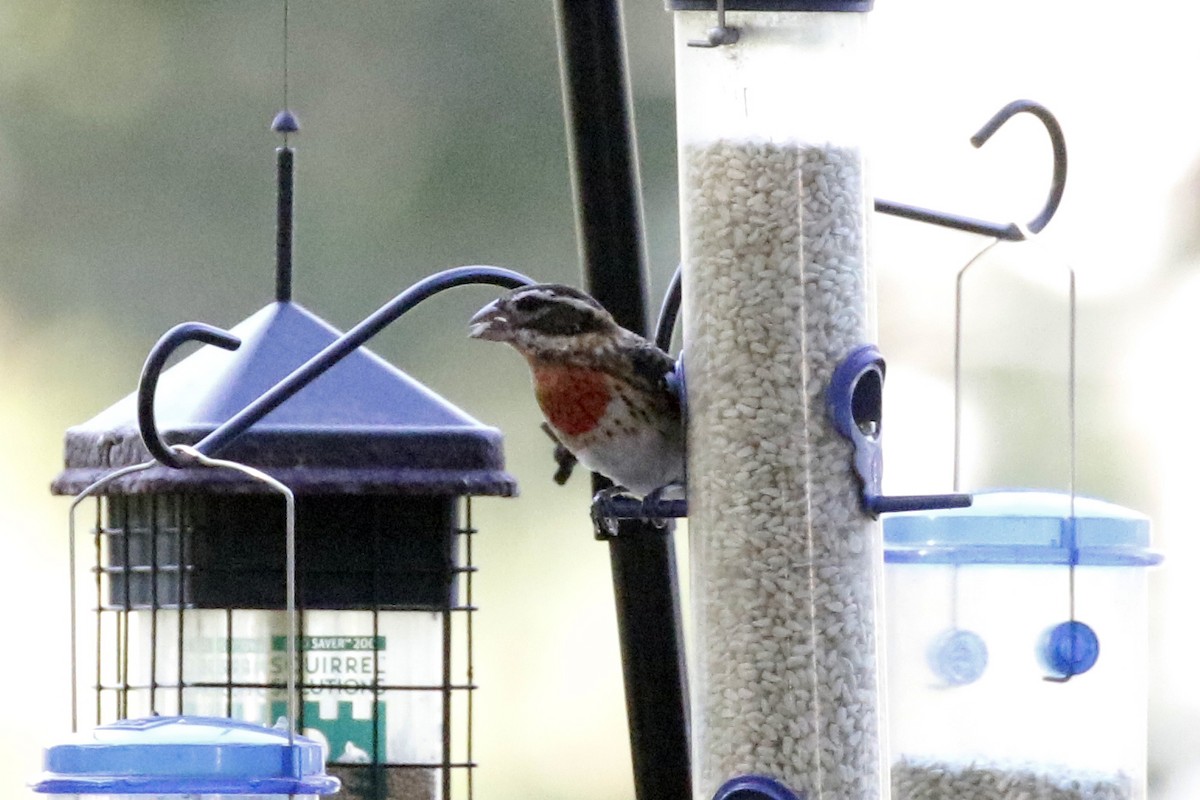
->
[32,716,340,797]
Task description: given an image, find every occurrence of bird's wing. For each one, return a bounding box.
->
[625,342,681,415]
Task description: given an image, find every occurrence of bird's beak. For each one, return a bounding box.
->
[468,298,511,341]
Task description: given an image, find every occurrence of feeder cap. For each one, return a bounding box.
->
[271,110,300,134]
[52,301,518,497]
[883,489,1161,566]
[31,715,340,796]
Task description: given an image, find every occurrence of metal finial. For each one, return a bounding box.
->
[271,109,300,134]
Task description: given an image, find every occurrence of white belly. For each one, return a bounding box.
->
[573,425,685,497]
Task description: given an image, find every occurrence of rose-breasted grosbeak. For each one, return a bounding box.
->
[469,283,685,498]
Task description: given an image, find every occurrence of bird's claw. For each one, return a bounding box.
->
[590,486,626,538]
[590,484,687,538]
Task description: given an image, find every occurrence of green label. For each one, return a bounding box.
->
[271,635,385,652]
[271,699,384,765]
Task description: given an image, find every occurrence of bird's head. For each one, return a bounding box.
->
[468,284,619,355]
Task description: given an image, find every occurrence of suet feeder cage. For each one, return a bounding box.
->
[48,115,520,800]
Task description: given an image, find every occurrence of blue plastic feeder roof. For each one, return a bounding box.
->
[50,300,516,497]
[883,489,1161,567]
[31,715,340,796]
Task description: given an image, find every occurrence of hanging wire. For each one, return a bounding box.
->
[1067,264,1079,627]
[952,238,1003,493]
[68,447,300,742]
[167,445,300,741]
[69,461,155,733]
[951,228,1082,681]
[281,0,291,144]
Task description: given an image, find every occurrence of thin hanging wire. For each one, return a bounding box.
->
[951,229,1082,679]
[1067,265,1078,624]
[68,448,299,742]
[952,237,1003,493]
[281,0,290,143]
[69,460,155,733]
[169,445,299,743]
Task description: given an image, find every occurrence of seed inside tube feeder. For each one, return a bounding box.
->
[683,136,882,800]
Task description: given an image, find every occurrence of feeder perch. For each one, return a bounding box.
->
[827,344,972,516]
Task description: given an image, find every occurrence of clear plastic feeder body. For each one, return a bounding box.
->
[674,4,883,799]
[884,490,1161,800]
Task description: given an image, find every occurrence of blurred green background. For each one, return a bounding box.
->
[3,1,1200,798]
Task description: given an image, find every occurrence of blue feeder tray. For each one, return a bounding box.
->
[32,716,341,796]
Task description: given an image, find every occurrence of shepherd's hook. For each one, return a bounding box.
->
[875,98,1067,240]
[137,265,535,470]
[138,323,242,469]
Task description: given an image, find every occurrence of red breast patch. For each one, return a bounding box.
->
[532,365,611,437]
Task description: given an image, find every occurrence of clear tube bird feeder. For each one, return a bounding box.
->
[672,2,884,798]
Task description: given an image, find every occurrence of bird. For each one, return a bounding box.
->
[468,283,684,499]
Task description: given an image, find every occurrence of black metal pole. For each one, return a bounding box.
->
[271,110,300,303]
[553,3,692,800]
[275,146,294,303]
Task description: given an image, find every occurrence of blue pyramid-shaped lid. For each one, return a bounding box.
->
[52,301,516,496]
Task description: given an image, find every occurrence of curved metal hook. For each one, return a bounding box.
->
[652,102,1068,353]
[138,265,535,468]
[875,98,1068,240]
[138,323,242,468]
[654,264,683,353]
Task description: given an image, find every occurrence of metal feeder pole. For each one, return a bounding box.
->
[554,3,692,799]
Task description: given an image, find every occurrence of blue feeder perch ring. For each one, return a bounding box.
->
[929,628,989,686]
[31,716,340,796]
[713,774,806,800]
[1041,620,1100,678]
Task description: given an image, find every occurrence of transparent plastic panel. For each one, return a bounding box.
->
[677,10,884,800]
[674,11,869,148]
[886,563,1149,800]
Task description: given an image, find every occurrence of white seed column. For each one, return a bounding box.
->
[674,8,886,800]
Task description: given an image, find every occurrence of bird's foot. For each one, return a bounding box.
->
[641,483,686,528]
[590,486,632,538]
[589,484,687,536]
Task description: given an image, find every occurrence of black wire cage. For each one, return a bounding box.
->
[52,298,518,800]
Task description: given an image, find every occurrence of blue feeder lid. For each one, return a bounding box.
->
[51,301,517,497]
[884,489,1162,566]
[32,716,340,796]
